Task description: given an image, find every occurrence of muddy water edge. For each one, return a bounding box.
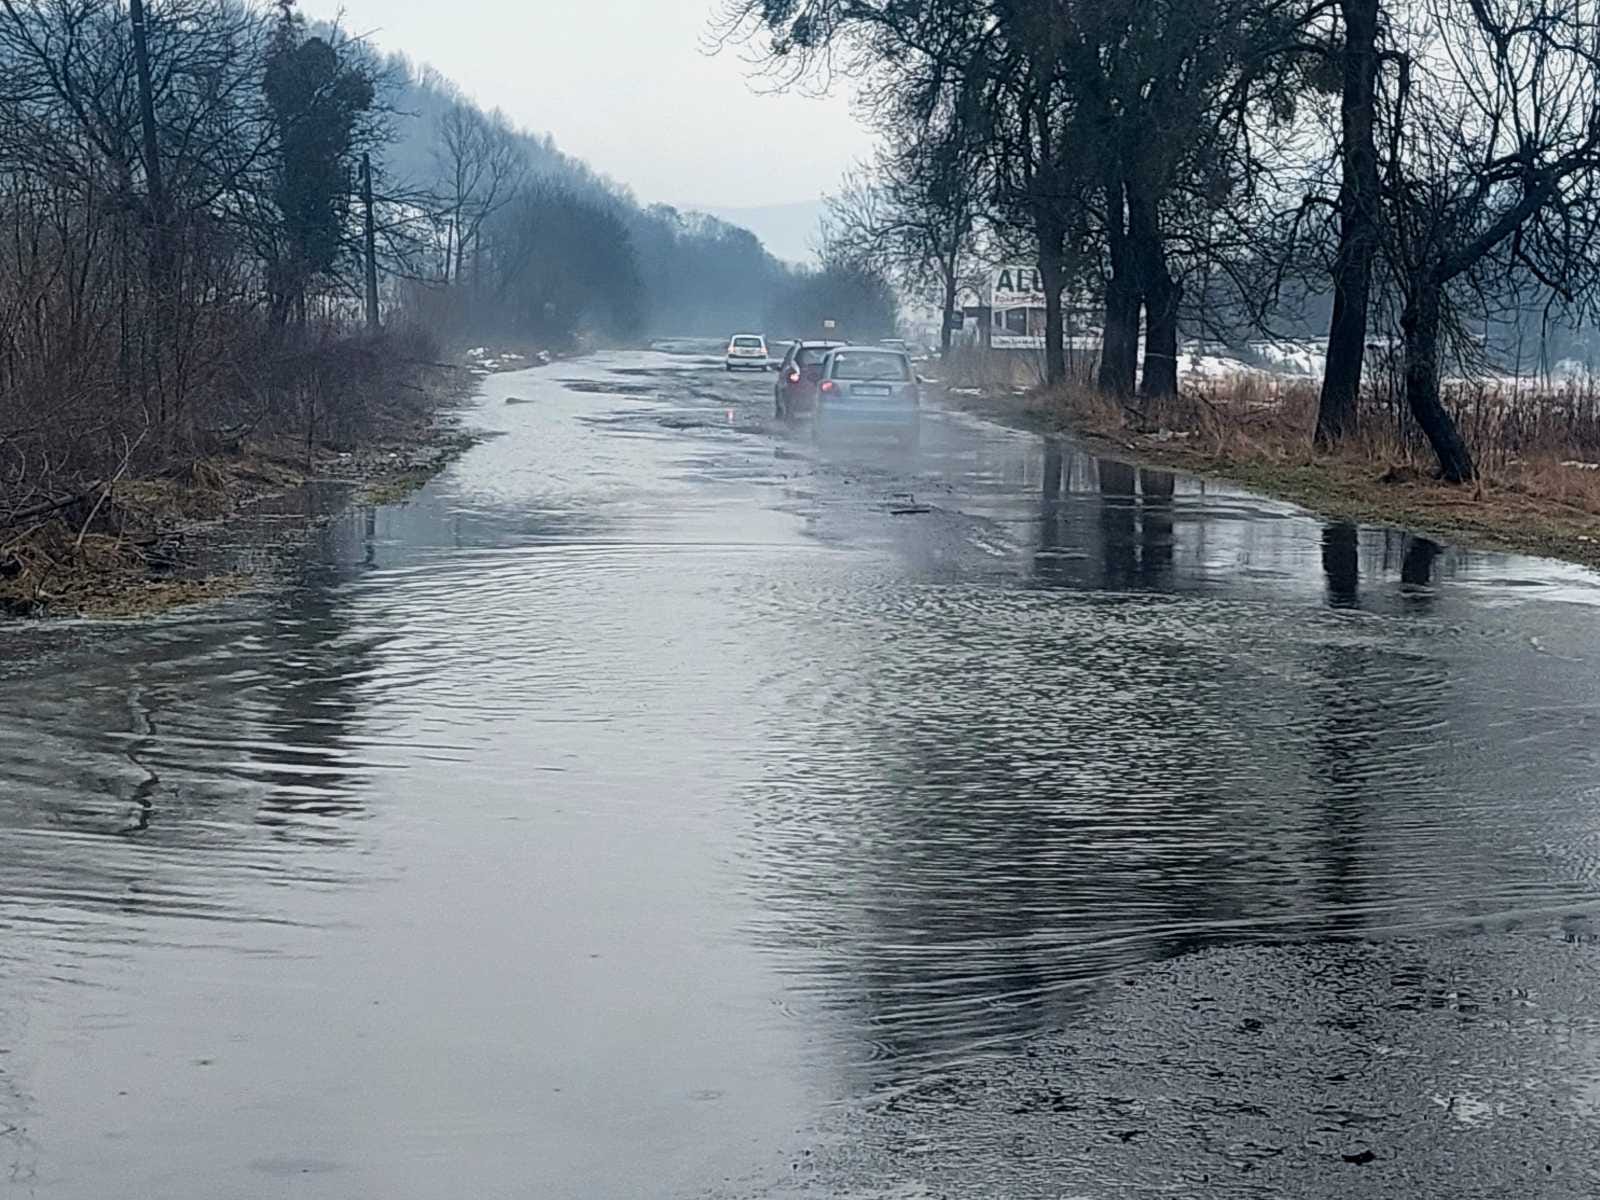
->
[2,345,1600,1198]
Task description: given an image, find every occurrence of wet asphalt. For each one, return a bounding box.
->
[3,346,1600,1197]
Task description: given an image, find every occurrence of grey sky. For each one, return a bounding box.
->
[302,0,872,211]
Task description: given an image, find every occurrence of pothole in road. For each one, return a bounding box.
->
[559,380,659,396]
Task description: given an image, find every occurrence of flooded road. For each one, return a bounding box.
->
[4,347,1600,1197]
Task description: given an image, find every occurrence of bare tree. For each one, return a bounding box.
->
[822,100,984,352]
[434,102,525,287]
[1373,0,1600,481]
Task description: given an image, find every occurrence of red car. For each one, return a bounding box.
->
[773,340,847,419]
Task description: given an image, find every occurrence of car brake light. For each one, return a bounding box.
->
[788,370,800,383]
[820,380,836,393]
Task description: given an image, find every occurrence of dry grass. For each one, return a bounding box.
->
[956,375,1600,568]
[0,517,198,617]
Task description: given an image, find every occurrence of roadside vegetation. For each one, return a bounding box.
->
[723,0,1600,563]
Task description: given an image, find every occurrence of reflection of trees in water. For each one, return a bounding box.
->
[751,605,1322,1077]
[1097,459,1140,588]
[1037,444,1180,593]
[1040,444,1464,611]
[757,446,1490,1078]
[182,499,381,839]
[248,578,374,835]
[1323,522,1361,608]
[0,495,386,903]
[1309,520,1458,933]
[1139,469,1176,587]
[1324,522,1448,614]
[1402,536,1443,597]
[769,618,1326,1078]
[1309,531,1377,932]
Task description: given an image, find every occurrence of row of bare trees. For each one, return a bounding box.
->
[724,0,1600,482]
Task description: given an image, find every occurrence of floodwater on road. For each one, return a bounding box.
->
[3,347,1600,1198]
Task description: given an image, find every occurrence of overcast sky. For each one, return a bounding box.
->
[301,0,872,211]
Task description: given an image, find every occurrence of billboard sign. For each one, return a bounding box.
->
[988,265,1048,350]
[989,265,1047,308]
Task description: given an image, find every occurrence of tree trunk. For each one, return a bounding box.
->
[1039,222,1067,386]
[940,262,958,356]
[1401,285,1474,482]
[1130,187,1179,397]
[1317,0,1381,446]
[361,153,380,331]
[454,214,473,288]
[1101,279,1140,396]
[1098,178,1139,396]
[1142,270,1180,398]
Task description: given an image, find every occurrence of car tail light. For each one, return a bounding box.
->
[820,380,836,393]
[788,370,801,383]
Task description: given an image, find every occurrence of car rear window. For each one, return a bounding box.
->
[795,347,834,366]
[830,351,911,382]
[733,337,764,348]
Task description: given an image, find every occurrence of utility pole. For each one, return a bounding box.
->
[361,152,380,330]
[128,0,170,287]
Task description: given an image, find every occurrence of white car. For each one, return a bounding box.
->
[725,334,769,372]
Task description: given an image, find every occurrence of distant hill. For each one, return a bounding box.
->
[691,202,825,266]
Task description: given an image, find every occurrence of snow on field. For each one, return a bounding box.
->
[1169,338,1600,399]
[1248,340,1329,377]
[1175,340,1327,388]
[1550,359,1600,384]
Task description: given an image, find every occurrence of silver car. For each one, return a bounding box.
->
[813,347,921,444]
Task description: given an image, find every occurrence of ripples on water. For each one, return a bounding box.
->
[737,448,1600,1073]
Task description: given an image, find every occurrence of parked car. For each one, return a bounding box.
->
[774,340,847,418]
[813,346,921,445]
[725,334,770,372]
